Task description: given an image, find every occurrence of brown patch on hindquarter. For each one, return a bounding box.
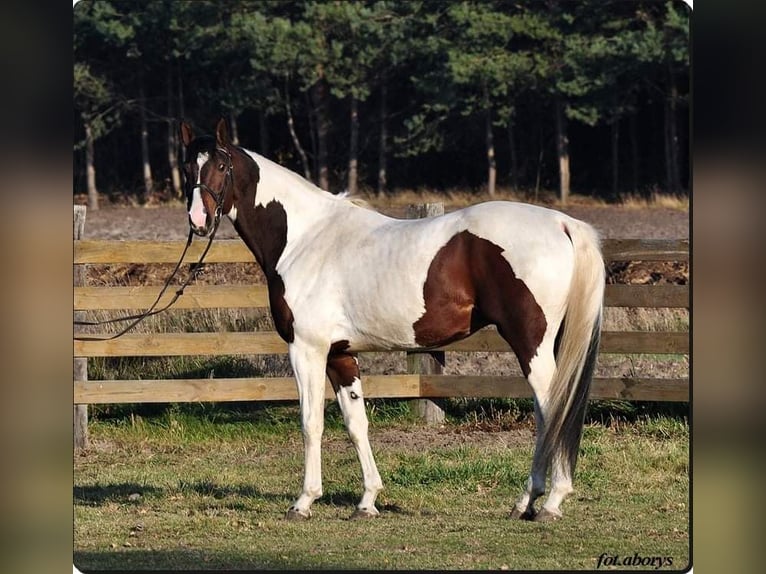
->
[413,231,547,376]
[327,341,359,393]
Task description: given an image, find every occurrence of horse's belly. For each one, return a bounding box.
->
[340,289,427,351]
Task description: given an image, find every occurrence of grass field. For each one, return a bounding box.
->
[75,195,689,570]
[74,409,689,571]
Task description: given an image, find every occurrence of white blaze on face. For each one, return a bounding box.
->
[188,152,209,228]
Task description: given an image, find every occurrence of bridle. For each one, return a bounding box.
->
[74,146,235,341]
[190,146,234,235]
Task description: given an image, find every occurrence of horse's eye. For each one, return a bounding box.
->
[218,163,225,171]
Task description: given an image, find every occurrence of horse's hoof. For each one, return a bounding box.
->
[509,506,537,521]
[285,507,311,520]
[350,507,379,520]
[533,508,562,522]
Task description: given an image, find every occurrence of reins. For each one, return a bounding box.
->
[74,146,233,342]
[74,226,219,341]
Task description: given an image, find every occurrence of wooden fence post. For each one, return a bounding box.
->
[74,205,89,451]
[406,203,446,425]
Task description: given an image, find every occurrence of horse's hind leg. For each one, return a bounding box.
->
[510,398,548,520]
[509,345,557,520]
[327,352,383,519]
[512,341,576,522]
[535,450,575,522]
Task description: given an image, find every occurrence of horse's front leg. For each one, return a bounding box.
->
[285,340,329,520]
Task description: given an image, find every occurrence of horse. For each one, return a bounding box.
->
[179,118,605,522]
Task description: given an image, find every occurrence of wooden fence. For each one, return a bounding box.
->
[73,206,688,444]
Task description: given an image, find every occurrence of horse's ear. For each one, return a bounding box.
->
[215,117,230,147]
[180,120,194,147]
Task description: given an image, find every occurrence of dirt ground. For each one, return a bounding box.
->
[80,201,689,241]
[80,201,689,286]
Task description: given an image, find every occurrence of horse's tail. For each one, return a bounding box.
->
[542,218,605,478]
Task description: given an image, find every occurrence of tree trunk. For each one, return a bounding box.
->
[258,108,269,156]
[507,112,519,192]
[167,64,181,198]
[348,95,359,195]
[228,114,239,146]
[667,66,681,193]
[483,83,496,197]
[555,98,570,205]
[177,62,185,118]
[138,79,153,201]
[377,83,388,196]
[305,89,317,177]
[611,117,620,198]
[311,76,330,191]
[629,112,640,195]
[84,120,98,210]
[485,105,496,197]
[534,122,544,201]
[285,80,312,181]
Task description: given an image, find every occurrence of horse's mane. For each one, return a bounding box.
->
[242,146,376,211]
[189,134,374,211]
[335,191,374,210]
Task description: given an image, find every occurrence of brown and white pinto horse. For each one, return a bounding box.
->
[179,119,605,522]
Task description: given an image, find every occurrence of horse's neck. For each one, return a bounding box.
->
[257,153,337,219]
[235,151,342,276]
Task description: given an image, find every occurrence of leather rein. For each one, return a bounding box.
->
[74,147,233,341]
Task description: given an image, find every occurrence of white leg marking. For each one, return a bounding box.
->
[336,377,383,515]
[540,452,573,518]
[288,342,328,517]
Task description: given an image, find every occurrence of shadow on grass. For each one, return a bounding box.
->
[74,548,350,572]
[177,479,290,504]
[74,483,164,506]
[74,480,292,507]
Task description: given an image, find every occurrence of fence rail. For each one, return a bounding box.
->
[74,238,690,264]
[74,237,689,408]
[74,283,688,310]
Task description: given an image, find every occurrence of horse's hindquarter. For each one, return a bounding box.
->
[282,201,577,353]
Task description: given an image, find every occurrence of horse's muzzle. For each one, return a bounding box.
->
[188,216,211,238]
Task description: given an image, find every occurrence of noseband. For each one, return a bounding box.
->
[192,146,234,232]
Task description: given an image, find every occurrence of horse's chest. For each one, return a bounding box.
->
[266,274,295,343]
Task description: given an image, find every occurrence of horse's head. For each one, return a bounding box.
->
[179,118,238,237]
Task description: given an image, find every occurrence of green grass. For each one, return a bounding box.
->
[74,413,689,571]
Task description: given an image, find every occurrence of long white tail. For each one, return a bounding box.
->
[541,218,605,476]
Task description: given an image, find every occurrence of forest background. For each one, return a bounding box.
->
[73,0,689,209]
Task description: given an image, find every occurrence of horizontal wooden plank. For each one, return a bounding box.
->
[440,329,688,354]
[74,331,288,357]
[75,238,688,265]
[74,239,253,264]
[74,330,688,357]
[74,285,270,310]
[74,375,421,404]
[419,375,689,402]
[604,284,688,308]
[601,238,688,262]
[74,375,688,403]
[74,284,688,311]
